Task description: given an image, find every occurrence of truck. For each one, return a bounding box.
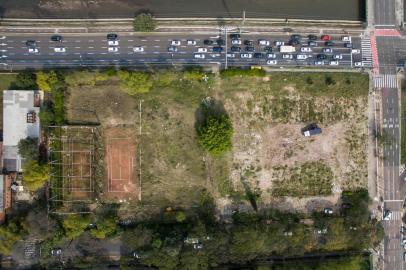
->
[279,45,296,53]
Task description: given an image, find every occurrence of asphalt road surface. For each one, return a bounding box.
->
[374,0,397,27]
[0,33,363,70]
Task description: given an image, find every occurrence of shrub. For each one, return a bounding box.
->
[90,216,118,239]
[18,137,39,161]
[133,13,156,32]
[63,215,91,239]
[118,70,153,95]
[36,71,58,91]
[197,115,233,155]
[22,160,49,192]
[14,71,37,89]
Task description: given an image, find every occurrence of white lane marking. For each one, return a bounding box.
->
[87,52,94,54]
[74,52,81,55]
[154,39,160,42]
[100,52,107,55]
[88,46,94,49]
[89,40,94,42]
[141,39,147,42]
[128,39,134,42]
[7,47,14,49]
[75,40,81,43]
[154,45,160,48]
[75,47,81,49]
[153,52,160,54]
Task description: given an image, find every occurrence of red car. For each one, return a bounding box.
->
[321,35,331,41]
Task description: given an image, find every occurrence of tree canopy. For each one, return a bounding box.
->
[22,160,49,192]
[36,71,58,92]
[118,70,153,95]
[133,13,156,32]
[14,71,37,89]
[63,215,91,239]
[90,216,118,239]
[18,137,39,161]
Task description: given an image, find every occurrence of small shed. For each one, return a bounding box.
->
[302,123,322,137]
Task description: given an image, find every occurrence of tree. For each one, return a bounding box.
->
[14,71,37,89]
[197,115,233,155]
[0,218,28,255]
[36,71,58,92]
[39,107,55,127]
[175,211,186,223]
[63,215,91,239]
[133,13,156,32]
[22,160,49,192]
[90,216,117,239]
[18,137,39,161]
[118,70,153,95]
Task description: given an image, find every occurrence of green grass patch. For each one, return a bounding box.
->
[220,68,266,78]
[0,74,18,128]
[401,80,406,164]
[271,161,333,197]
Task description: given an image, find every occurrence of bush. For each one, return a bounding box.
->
[65,70,109,87]
[118,70,153,95]
[36,71,58,91]
[14,71,37,89]
[220,68,266,78]
[22,160,49,192]
[0,218,28,255]
[133,13,156,32]
[39,106,55,127]
[90,216,118,239]
[63,215,91,239]
[18,137,39,161]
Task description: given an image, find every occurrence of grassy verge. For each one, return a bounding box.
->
[401,80,406,164]
[0,74,18,128]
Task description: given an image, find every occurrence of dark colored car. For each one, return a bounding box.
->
[291,34,302,40]
[203,39,214,45]
[230,33,241,39]
[263,46,273,52]
[288,39,300,46]
[325,41,335,46]
[244,40,254,46]
[317,54,327,60]
[245,46,255,52]
[253,53,264,58]
[168,46,178,52]
[107,33,118,40]
[231,46,241,52]
[25,40,36,47]
[212,46,223,52]
[308,34,318,40]
[216,39,225,46]
[308,41,317,47]
[51,35,63,42]
[344,42,353,48]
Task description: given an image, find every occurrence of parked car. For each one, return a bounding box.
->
[282,54,293,59]
[171,40,181,46]
[308,34,318,40]
[317,54,327,60]
[253,53,264,58]
[244,40,254,46]
[274,41,284,46]
[291,34,302,40]
[267,60,278,65]
[194,54,205,59]
[107,33,118,40]
[315,61,324,65]
[324,208,333,215]
[354,61,363,67]
[212,46,223,52]
[266,53,276,59]
[342,36,351,42]
[203,39,214,45]
[26,40,36,47]
[245,46,255,52]
[230,33,241,39]
[197,47,208,53]
[288,39,300,46]
[231,39,242,45]
[333,54,343,60]
[321,35,331,41]
[231,46,241,52]
[133,46,144,52]
[216,39,225,46]
[258,39,270,46]
[308,41,317,47]
[263,46,273,52]
[226,53,236,58]
[325,41,335,46]
[323,48,333,53]
[329,60,339,66]
[108,47,118,52]
[187,40,196,45]
[240,53,253,59]
[301,47,312,52]
[168,46,178,52]
[54,47,66,53]
[351,49,361,54]
[108,40,119,46]
[296,54,308,60]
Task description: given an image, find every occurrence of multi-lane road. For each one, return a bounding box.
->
[0,33,364,70]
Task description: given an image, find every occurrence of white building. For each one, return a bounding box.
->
[3,90,42,172]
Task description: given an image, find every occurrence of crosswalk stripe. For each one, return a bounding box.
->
[373,74,398,88]
[361,37,372,68]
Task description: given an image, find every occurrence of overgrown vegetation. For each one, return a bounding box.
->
[220,67,266,78]
[133,12,156,32]
[18,137,39,161]
[0,218,28,255]
[22,160,49,192]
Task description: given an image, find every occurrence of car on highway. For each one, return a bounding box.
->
[203,39,214,45]
[107,33,118,40]
[317,54,327,60]
[342,36,351,42]
[245,46,255,52]
[329,60,339,66]
[230,33,241,39]
[333,54,343,60]
[291,34,302,40]
[171,40,181,46]
[315,61,324,65]
[133,46,144,52]
[354,61,363,67]
[197,47,208,53]
[267,60,277,65]
[168,46,178,52]
[344,43,353,48]
[282,54,293,59]
[240,53,253,59]
[263,46,273,52]
[288,39,300,46]
[258,39,270,46]
[108,47,118,52]
[253,53,265,58]
[28,48,39,54]
[54,47,66,53]
[274,41,284,46]
[321,35,331,41]
[296,54,308,60]
[351,49,361,54]
[194,54,205,59]
[212,46,223,52]
[231,46,241,52]
[300,47,312,52]
[211,53,221,58]
[226,53,236,58]
[187,40,196,45]
[108,40,119,46]
[216,39,225,46]
[51,35,63,42]
[26,40,36,47]
[325,41,335,46]
[308,41,317,47]
[244,40,254,46]
[323,48,333,53]
[308,34,318,40]
[266,53,276,59]
[231,39,242,45]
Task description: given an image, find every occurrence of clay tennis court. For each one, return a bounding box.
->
[104,127,138,201]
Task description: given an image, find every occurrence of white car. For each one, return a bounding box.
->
[171,40,181,46]
[315,61,324,65]
[241,53,253,59]
[274,41,284,46]
[187,40,196,45]
[282,54,293,59]
[231,39,242,45]
[300,47,312,53]
[266,53,276,59]
[354,61,363,67]
[258,40,270,46]
[197,47,207,53]
[211,53,221,58]
[133,46,144,52]
[342,36,351,42]
[28,48,39,54]
[54,47,66,53]
[108,47,118,52]
[383,210,392,220]
[226,53,236,58]
[108,40,119,46]
[266,60,277,65]
[351,49,361,54]
[329,60,339,66]
[194,54,205,59]
[323,48,333,53]
[296,54,308,60]
[333,54,343,60]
